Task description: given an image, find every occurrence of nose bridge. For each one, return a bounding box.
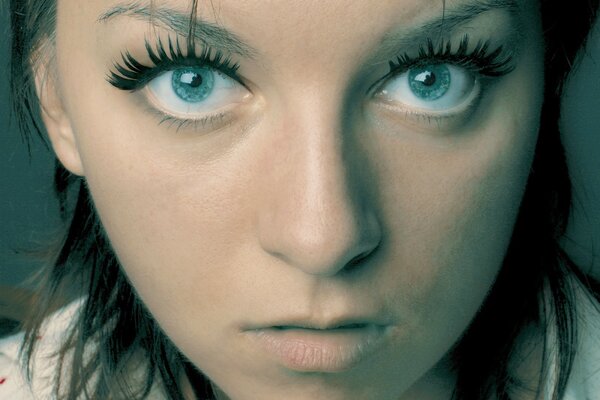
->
[257,92,381,276]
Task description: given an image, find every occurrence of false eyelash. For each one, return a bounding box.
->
[388,35,515,78]
[107,35,241,91]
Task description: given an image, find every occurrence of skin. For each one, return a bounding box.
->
[40,0,544,398]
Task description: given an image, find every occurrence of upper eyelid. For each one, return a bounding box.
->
[373,1,522,65]
[389,37,515,74]
[107,35,243,91]
[365,36,515,95]
[144,36,241,75]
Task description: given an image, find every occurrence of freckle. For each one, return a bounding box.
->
[0,377,6,384]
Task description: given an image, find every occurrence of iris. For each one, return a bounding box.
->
[172,67,215,103]
[408,65,451,101]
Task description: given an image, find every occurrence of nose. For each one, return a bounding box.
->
[257,104,382,277]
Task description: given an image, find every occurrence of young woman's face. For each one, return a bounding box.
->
[45,0,543,398]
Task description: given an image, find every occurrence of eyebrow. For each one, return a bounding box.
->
[98,1,257,58]
[378,0,521,55]
[99,0,519,63]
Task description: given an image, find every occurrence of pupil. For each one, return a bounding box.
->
[180,72,203,88]
[415,70,437,87]
[189,74,203,88]
[422,72,436,86]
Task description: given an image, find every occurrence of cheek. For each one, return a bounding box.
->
[63,86,259,327]
[83,142,253,298]
[366,84,541,354]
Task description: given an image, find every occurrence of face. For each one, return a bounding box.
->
[43,0,544,398]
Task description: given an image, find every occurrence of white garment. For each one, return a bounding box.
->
[0,298,170,399]
[0,299,82,399]
[1,296,599,399]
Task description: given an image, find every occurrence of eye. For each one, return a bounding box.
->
[377,64,478,113]
[145,66,250,118]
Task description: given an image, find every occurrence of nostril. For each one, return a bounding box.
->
[344,247,377,272]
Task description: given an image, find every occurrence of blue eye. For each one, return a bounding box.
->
[146,67,249,118]
[171,68,215,103]
[408,65,451,101]
[378,64,477,112]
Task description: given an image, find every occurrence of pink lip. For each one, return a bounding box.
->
[247,324,392,372]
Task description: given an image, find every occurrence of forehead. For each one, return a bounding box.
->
[73,0,448,22]
[64,0,525,41]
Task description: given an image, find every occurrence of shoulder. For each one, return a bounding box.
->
[0,331,33,399]
[0,299,83,400]
[1,299,166,399]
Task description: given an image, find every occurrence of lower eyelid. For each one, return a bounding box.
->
[162,112,230,132]
[371,82,484,132]
[142,81,246,116]
[375,79,482,115]
[142,104,237,134]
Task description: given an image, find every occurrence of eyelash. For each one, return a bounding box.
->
[107,34,514,131]
[152,109,230,133]
[378,35,514,88]
[107,35,241,91]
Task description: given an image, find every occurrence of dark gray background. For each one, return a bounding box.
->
[1,12,599,287]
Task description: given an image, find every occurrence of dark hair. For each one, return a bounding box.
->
[8,0,600,399]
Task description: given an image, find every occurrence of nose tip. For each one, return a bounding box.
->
[258,196,382,277]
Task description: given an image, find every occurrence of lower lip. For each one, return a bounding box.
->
[247,324,391,372]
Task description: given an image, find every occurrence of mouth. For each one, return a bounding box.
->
[245,321,393,372]
[270,322,370,331]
